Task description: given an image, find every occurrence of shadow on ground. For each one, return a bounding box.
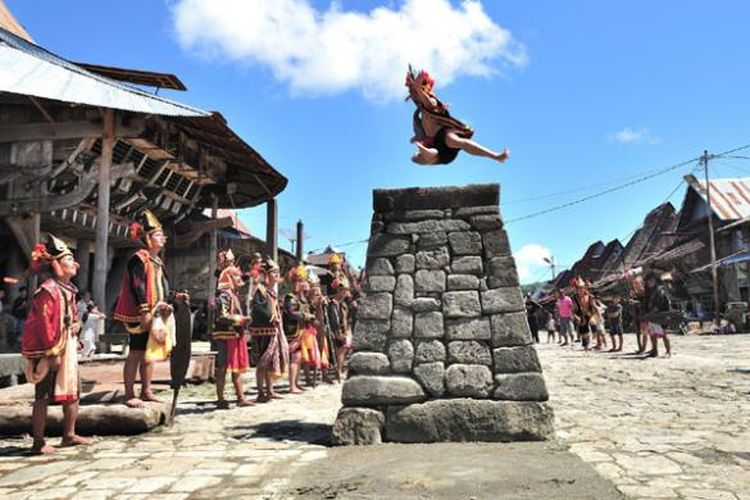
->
[231,420,332,446]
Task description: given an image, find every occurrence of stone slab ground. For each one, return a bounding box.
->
[0,334,746,498]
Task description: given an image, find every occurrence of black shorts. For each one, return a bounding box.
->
[609,321,623,335]
[434,128,460,164]
[214,341,227,369]
[129,332,148,351]
[33,359,81,402]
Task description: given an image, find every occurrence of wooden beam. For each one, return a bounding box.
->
[92,109,115,312]
[266,198,278,262]
[0,162,133,217]
[0,118,144,143]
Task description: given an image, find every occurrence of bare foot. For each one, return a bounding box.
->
[255,394,269,403]
[61,435,91,447]
[216,400,232,410]
[237,398,255,407]
[496,148,510,163]
[30,443,56,455]
[270,393,285,400]
[124,397,144,408]
[140,392,163,403]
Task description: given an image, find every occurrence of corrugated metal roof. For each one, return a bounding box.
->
[688,177,750,221]
[0,27,207,116]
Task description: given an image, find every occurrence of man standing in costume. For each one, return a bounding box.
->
[405,67,510,166]
[249,257,288,402]
[327,277,353,382]
[309,279,334,384]
[22,234,91,454]
[571,277,596,353]
[283,264,320,393]
[213,250,253,408]
[114,209,172,408]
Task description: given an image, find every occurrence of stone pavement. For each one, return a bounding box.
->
[0,334,746,498]
[540,334,750,500]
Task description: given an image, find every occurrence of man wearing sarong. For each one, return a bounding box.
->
[114,209,173,408]
[283,264,320,393]
[213,250,253,408]
[326,277,353,382]
[249,257,288,402]
[309,280,334,384]
[22,234,91,454]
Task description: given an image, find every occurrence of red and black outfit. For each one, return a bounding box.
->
[213,287,249,374]
[283,293,321,369]
[113,249,169,351]
[249,285,287,378]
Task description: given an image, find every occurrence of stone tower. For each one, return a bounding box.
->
[332,184,553,444]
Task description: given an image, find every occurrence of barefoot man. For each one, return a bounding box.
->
[21,234,91,454]
[114,210,171,408]
[405,66,510,166]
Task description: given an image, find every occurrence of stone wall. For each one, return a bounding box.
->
[332,184,554,444]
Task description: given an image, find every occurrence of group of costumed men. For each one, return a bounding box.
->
[211,250,354,408]
[19,207,356,453]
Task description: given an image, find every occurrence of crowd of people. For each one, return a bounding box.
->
[526,270,681,358]
[16,209,360,455]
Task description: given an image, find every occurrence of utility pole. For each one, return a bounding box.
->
[543,255,556,280]
[702,150,721,323]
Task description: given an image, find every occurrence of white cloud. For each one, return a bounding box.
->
[608,126,660,145]
[171,0,526,101]
[514,244,553,284]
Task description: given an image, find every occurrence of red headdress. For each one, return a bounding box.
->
[129,209,163,248]
[30,234,75,278]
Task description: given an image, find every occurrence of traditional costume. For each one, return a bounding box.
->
[326,276,353,351]
[212,250,249,374]
[249,258,288,378]
[21,235,80,403]
[571,277,596,349]
[283,264,321,370]
[113,209,173,362]
[406,66,474,165]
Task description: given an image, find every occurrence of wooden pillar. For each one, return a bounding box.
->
[93,109,114,310]
[265,198,278,262]
[296,219,304,261]
[29,212,40,291]
[207,196,218,337]
[75,240,92,293]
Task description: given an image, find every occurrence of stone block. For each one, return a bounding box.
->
[352,319,390,352]
[454,206,500,218]
[486,256,519,288]
[415,247,450,269]
[447,274,480,290]
[442,291,482,318]
[349,352,390,376]
[384,399,554,443]
[368,233,411,257]
[469,214,503,231]
[411,297,441,313]
[365,276,396,293]
[394,274,414,307]
[447,341,492,366]
[388,339,414,374]
[368,258,394,276]
[358,292,393,320]
[490,312,532,347]
[448,231,482,255]
[394,254,415,274]
[413,362,445,397]
[342,376,426,406]
[387,219,471,235]
[374,184,499,211]
[480,287,524,314]
[391,307,413,338]
[492,345,542,374]
[416,232,448,250]
[413,312,444,339]
[383,209,445,222]
[414,340,447,364]
[331,407,385,445]
[493,373,549,402]
[451,256,483,276]
[415,269,446,293]
[445,317,491,341]
[482,229,511,259]
[445,364,493,398]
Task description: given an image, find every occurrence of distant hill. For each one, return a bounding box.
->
[520,281,545,295]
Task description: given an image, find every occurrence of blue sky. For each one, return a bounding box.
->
[9,0,750,282]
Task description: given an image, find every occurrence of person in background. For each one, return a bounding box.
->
[556,289,574,347]
[12,286,29,349]
[525,294,541,343]
[76,291,94,323]
[607,296,624,352]
[545,311,557,343]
